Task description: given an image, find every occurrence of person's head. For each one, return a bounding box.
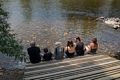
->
[67,40,74,47]
[67,41,70,46]
[43,48,48,53]
[55,42,61,47]
[30,41,36,47]
[92,38,97,44]
[76,37,81,43]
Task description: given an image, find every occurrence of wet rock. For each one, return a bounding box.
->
[63,32,68,36]
[113,25,119,30]
[97,17,120,29]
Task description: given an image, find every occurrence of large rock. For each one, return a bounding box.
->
[97,17,120,29]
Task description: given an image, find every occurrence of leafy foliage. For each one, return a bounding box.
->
[0,3,23,60]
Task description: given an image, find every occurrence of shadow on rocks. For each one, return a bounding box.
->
[108,51,120,60]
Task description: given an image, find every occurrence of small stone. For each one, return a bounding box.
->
[64,32,68,36]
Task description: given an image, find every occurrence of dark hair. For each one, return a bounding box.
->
[92,38,97,44]
[68,41,74,47]
[76,37,81,41]
[67,40,74,47]
[43,48,48,53]
[67,41,70,47]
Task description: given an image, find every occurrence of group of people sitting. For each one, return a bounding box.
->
[27,37,98,64]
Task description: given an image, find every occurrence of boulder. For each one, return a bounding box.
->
[97,17,120,29]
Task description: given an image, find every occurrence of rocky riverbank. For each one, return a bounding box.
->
[0,69,24,80]
[0,53,25,80]
[108,51,120,60]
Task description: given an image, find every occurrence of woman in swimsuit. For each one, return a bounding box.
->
[65,41,75,58]
[85,38,98,54]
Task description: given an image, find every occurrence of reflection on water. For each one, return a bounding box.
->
[61,0,103,15]
[20,0,32,23]
[2,0,120,53]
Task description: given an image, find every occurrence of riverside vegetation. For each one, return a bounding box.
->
[0,2,24,80]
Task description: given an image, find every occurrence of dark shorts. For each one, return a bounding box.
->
[91,49,97,54]
[76,50,84,56]
[66,52,75,58]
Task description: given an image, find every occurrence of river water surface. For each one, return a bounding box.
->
[2,0,120,53]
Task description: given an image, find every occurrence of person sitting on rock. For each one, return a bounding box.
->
[64,41,75,58]
[54,42,64,60]
[75,37,84,56]
[27,41,41,64]
[43,48,53,61]
[85,38,98,54]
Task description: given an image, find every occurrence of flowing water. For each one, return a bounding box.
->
[2,0,120,54]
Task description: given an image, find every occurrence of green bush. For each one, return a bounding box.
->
[0,3,23,60]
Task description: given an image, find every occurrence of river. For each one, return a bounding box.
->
[2,0,120,54]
